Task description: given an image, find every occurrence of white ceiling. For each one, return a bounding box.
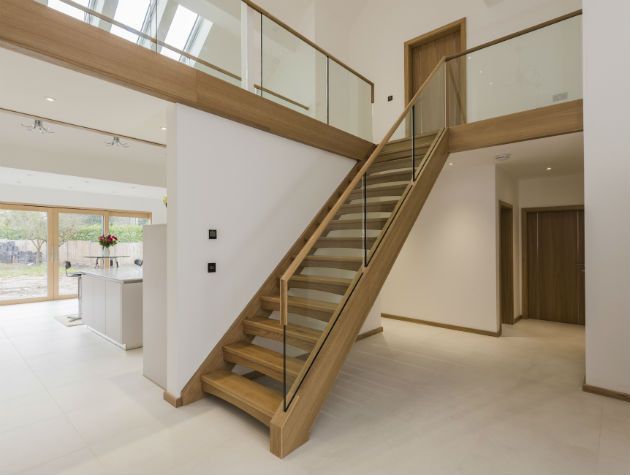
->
[450,132,584,179]
[0,47,169,188]
[0,47,170,144]
[0,167,165,199]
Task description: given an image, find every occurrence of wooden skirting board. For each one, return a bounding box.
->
[356,326,384,341]
[382,313,501,337]
[0,0,374,161]
[163,391,183,408]
[583,383,630,404]
[449,100,583,153]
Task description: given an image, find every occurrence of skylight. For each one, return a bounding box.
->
[110,0,151,43]
[161,5,199,61]
[47,0,89,21]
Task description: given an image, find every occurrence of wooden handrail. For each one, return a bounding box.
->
[279,58,447,325]
[446,9,582,61]
[253,84,309,111]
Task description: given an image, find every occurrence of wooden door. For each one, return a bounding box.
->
[499,204,514,324]
[525,208,585,324]
[404,19,466,134]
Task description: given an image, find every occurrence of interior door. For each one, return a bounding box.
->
[526,209,585,324]
[499,205,514,324]
[408,24,464,133]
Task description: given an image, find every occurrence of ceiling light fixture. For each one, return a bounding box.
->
[161,126,167,131]
[546,167,552,171]
[448,162,454,166]
[45,97,56,103]
[21,119,54,134]
[495,153,511,161]
[106,136,130,148]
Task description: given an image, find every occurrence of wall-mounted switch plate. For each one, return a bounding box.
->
[208,229,217,239]
[387,95,393,102]
[207,263,216,273]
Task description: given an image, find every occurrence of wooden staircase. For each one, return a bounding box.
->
[177,60,451,458]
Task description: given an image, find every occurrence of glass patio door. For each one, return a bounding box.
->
[0,207,51,303]
[56,211,104,297]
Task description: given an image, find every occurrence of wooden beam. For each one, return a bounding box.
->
[0,0,374,161]
[448,100,583,153]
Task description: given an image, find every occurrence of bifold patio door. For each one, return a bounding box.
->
[0,203,150,305]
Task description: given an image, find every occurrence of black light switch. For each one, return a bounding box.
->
[387,95,393,102]
[208,263,216,273]
[208,229,217,239]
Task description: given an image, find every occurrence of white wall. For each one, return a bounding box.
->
[166,104,380,395]
[519,174,584,208]
[582,0,630,395]
[0,183,167,223]
[381,155,499,334]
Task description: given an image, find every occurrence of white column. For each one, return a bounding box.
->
[583,0,630,395]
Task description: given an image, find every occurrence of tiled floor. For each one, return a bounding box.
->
[0,301,629,474]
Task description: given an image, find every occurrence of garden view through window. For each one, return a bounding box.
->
[0,204,151,303]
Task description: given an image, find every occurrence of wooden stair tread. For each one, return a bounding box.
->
[366,170,413,185]
[261,295,337,321]
[201,369,282,426]
[327,217,388,231]
[315,236,377,249]
[223,342,303,382]
[338,199,398,215]
[300,255,363,270]
[291,274,352,287]
[245,316,322,348]
[349,184,408,200]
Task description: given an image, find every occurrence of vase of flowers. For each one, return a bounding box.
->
[98,234,118,258]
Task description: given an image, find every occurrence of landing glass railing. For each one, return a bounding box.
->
[36,0,374,141]
[445,12,582,126]
[280,60,447,410]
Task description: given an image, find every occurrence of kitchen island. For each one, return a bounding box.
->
[79,267,143,350]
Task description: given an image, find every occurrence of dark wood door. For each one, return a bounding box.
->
[526,209,585,324]
[500,205,514,324]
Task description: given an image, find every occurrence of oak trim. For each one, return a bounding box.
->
[404,18,467,105]
[382,313,502,337]
[163,391,183,408]
[583,383,630,404]
[449,100,583,153]
[446,10,582,61]
[0,0,373,161]
[356,326,384,341]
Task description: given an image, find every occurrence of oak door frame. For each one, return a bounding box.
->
[403,18,467,105]
[520,205,584,318]
[499,200,514,324]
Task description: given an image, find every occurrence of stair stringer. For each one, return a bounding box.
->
[269,129,450,458]
[174,155,372,406]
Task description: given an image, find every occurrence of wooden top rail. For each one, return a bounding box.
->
[446,10,582,62]
[279,58,446,325]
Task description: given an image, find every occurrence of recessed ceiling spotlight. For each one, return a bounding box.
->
[161,126,167,131]
[546,167,552,171]
[495,153,511,161]
[489,81,494,86]
[448,162,454,166]
[45,97,56,103]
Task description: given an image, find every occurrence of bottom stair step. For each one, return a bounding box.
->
[202,369,282,426]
